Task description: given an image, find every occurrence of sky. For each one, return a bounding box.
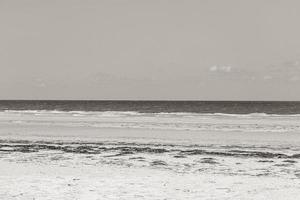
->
[1,0,300,100]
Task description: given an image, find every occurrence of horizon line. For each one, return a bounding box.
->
[1,99,300,102]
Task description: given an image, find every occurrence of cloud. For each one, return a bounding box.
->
[209,65,218,72]
[263,60,300,82]
[209,65,232,73]
[206,60,300,83]
[35,78,47,88]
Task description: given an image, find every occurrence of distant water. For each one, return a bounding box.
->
[1,100,300,114]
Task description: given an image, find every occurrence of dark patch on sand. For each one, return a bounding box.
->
[282,160,297,163]
[200,157,219,164]
[257,160,274,163]
[151,160,168,166]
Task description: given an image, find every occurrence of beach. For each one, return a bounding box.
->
[0,110,300,199]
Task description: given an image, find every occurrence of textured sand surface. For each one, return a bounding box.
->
[0,112,300,199]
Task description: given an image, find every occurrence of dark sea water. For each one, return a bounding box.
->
[0,100,300,114]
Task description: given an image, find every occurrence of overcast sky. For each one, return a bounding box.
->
[1,0,300,100]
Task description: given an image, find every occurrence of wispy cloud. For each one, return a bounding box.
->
[263,60,300,82]
[209,65,232,73]
[207,60,300,83]
[34,78,47,88]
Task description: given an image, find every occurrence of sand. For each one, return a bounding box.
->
[0,112,300,199]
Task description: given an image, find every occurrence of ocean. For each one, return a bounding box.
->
[1,100,300,114]
[1,100,300,133]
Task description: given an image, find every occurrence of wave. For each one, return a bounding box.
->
[2,110,143,117]
[3,109,300,117]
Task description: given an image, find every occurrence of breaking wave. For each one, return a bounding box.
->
[4,110,300,117]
